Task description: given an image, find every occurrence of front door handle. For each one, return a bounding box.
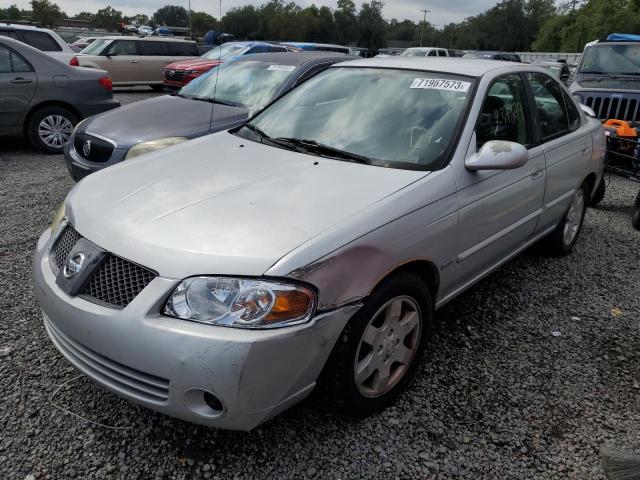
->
[11,77,32,84]
[130,60,139,63]
[531,165,545,180]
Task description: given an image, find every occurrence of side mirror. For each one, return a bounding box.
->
[579,103,597,118]
[466,140,528,171]
[105,51,117,58]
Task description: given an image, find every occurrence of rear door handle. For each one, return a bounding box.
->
[581,146,591,155]
[11,77,32,84]
[130,60,139,63]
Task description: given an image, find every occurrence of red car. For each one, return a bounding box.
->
[163,41,292,91]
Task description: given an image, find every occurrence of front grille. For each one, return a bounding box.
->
[52,226,81,272]
[582,92,640,121]
[45,317,170,403]
[51,226,157,309]
[82,254,157,309]
[73,132,115,163]
[164,69,184,81]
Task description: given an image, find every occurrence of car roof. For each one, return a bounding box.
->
[236,51,353,66]
[225,41,272,47]
[0,22,55,33]
[332,57,529,77]
[96,35,194,43]
[282,42,349,48]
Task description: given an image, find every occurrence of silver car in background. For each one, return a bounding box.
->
[33,58,605,430]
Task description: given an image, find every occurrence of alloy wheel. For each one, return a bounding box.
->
[38,115,73,149]
[354,296,422,398]
[563,188,586,246]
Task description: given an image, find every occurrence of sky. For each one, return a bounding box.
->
[4,0,498,26]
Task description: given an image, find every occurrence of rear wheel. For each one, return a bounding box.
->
[324,272,433,415]
[632,190,640,231]
[540,183,588,256]
[27,106,78,154]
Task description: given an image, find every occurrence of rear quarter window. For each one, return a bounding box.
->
[0,30,19,40]
[21,30,62,51]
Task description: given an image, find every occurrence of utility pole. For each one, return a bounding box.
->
[419,8,430,47]
[188,0,192,38]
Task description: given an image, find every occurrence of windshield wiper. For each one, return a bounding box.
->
[179,94,242,107]
[242,123,272,141]
[273,137,372,165]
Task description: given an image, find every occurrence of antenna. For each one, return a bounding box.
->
[209,0,223,132]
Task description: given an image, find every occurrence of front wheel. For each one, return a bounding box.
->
[323,272,433,416]
[540,183,588,256]
[632,190,640,231]
[589,177,606,207]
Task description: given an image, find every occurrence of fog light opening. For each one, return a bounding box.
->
[204,392,223,412]
[182,388,225,419]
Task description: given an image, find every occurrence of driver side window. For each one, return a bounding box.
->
[105,40,137,56]
[476,74,531,150]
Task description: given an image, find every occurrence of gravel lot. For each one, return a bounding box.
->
[1,89,640,479]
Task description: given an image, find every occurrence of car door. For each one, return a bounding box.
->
[525,72,591,232]
[0,44,37,129]
[453,73,546,281]
[102,39,142,83]
[138,40,170,83]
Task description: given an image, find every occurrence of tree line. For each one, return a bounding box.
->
[1,0,638,52]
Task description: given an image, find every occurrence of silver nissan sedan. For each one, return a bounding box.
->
[33,58,605,430]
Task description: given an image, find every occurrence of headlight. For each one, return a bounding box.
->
[163,277,316,329]
[51,203,65,236]
[572,93,583,103]
[125,137,188,160]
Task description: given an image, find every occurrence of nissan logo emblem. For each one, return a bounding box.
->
[83,140,91,157]
[63,252,86,279]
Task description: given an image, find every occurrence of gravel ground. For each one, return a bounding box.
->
[1,90,640,479]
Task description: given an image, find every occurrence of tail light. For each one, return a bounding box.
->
[69,56,79,67]
[98,76,113,93]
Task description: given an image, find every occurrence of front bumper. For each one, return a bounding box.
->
[33,228,359,430]
[63,139,127,181]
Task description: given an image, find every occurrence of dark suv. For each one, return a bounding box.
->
[570,38,640,121]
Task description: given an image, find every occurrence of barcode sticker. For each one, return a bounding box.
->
[267,64,296,72]
[410,78,471,92]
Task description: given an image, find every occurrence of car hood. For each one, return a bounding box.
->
[572,77,640,91]
[67,132,426,279]
[80,95,249,148]
[166,58,222,70]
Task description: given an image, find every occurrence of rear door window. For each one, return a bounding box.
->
[0,45,32,72]
[139,41,167,56]
[20,30,61,51]
[427,50,437,57]
[526,72,572,141]
[166,42,197,56]
[0,30,19,40]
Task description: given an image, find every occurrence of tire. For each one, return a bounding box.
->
[150,85,164,92]
[589,177,606,207]
[27,106,78,154]
[540,183,589,256]
[322,272,433,416]
[632,190,640,231]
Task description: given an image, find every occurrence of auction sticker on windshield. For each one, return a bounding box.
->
[267,65,296,72]
[410,78,471,92]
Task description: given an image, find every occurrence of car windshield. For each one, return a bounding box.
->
[179,60,297,109]
[202,43,248,60]
[81,38,110,55]
[401,49,428,57]
[238,67,473,170]
[579,44,640,75]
